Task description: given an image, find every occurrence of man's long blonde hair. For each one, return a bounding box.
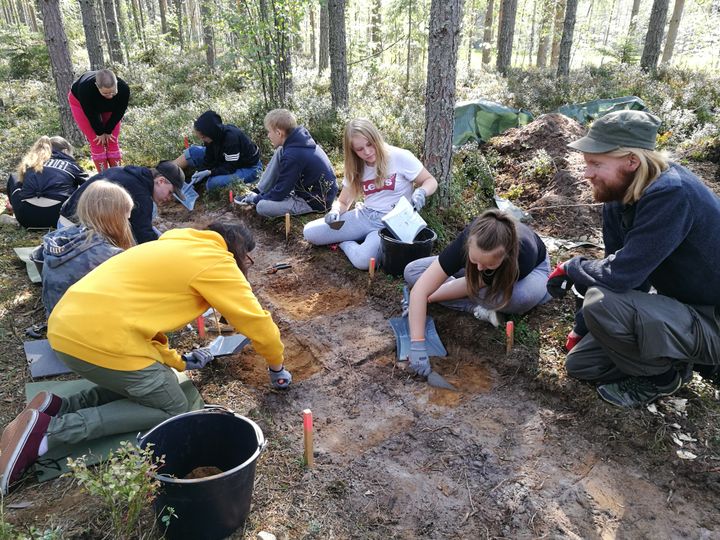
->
[343,118,390,200]
[76,180,136,250]
[609,147,669,204]
[17,136,74,181]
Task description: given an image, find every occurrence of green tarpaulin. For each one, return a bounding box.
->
[453,100,534,147]
[556,95,647,124]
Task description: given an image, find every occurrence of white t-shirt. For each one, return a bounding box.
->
[342,145,423,214]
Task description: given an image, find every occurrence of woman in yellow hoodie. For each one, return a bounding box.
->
[0,221,290,495]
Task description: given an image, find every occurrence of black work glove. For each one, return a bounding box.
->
[547,263,573,299]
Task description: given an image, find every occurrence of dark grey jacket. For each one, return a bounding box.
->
[39,225,122,316]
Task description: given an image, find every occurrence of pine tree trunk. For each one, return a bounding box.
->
[103,0,123,63]
[481,0,494,65]
[273,0,293,105]
[496,0,517,74]
[536,0,552,67]
[405,1,412,90]
[640,0,669,71]
[371,0,382,55]
[27,1,39,30]
[556,0,578,77]
[309,4,316,67]
[158,0,168,34]
[319,0,329,72]
[78,0,105,69]
[174,0,184,49]
[661,0,684,64]
[424,0,464,204]
[200,0,215,68]
[550,0,566,67]
[628,0,641,35]
[328,0,348,108]
[37,0,83,144]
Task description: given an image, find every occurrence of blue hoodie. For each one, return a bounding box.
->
[194,111,260,176]
[258,126,337,211]
[38,225,123,316]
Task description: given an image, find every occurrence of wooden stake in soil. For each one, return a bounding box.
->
[369,257,376,279]
[212,308,221,334]
[285,213,291,241]
[302,409,314,468]
[197,316,206,339]
[506,321,514,354]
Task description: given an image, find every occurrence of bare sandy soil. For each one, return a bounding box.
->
[2,113,720,538]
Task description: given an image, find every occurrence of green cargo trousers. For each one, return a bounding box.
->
[566,287,720,384]
[46,351,189,448]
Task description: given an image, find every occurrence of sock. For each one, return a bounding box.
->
[38,435,48,457]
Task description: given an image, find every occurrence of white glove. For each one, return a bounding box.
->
[324,210,341,225]
[411,188,427,211]
[190,169,211,184]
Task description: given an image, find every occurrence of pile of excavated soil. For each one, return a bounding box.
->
[488,113,602,241]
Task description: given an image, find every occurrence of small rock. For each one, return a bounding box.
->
[257,532,276,540]
[0,214,19,227]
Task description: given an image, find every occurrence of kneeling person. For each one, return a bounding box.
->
[241,109,337,217]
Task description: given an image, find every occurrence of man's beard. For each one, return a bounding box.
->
[592,170,635,202]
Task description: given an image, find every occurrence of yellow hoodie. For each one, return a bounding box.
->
[48,228,284,371]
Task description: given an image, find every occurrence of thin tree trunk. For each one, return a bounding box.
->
[550,0,566,67]
[15,0,25,25]
[556,0,578,77]
[661,0,684,64]
[640,0,669,71]
[273,0,293,105]
[371,0,382,55]
[174,0,184,49]
[158,0,168,33]
[328,0,348,109]
[309,4,316,67]
[405,1,412,90]
[496,0,517,74]
[527,0,537,67]
[424,0,464,204]
[481,0,494,65]
[78,0,105,69]
[103,0,123,63]
[200,0,215,68]
[628,0,641,35]
[26,1,39,30]
[466,0,477,73]
[319,0,329,72]
[37,0,83,143]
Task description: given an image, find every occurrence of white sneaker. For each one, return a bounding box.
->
[472,306,499,327]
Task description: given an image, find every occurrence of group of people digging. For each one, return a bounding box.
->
[2,101,720,498]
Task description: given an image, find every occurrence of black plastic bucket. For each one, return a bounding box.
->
[138,407,266,540]
[379,227,437,276]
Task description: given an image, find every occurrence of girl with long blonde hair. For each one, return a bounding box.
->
[6,136,86,228]
[303,118,438,270]
[38,179,135,315]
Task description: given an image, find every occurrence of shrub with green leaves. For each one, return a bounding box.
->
[66,441,166,540]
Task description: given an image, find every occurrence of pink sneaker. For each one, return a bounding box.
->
[0,409,51,495]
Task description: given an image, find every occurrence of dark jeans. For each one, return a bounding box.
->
[7,174,63,228]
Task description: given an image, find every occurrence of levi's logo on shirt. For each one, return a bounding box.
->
[362,173,396,195]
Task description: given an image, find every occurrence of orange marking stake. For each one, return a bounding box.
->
[197,316,206,339]
[183,136,190,149]
[229,190,234,204]
[369,257,376,278]
[302,409,314,468]
[285,213,291,241]
[506,321,514,354]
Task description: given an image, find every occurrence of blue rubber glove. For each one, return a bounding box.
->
[190,169,211,185]
[268,366,292,389]
[324,210,340,225]
[183,347,214,370]
[408,340,431,377]
[411,188,427,211]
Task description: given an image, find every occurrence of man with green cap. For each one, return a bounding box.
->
[546,110,720,407]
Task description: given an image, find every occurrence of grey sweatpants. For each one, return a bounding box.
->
[256,194,314,217]
[404,255,552,314]
[566,286,720,383]
[303,205,385,270]
[46,351,189,448]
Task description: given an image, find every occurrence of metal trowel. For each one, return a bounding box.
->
[427,370,456,390]
[329,220,345,230]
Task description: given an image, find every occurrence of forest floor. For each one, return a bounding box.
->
[2,114,720,539]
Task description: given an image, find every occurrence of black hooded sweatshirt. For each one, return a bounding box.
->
[193,111,260,176]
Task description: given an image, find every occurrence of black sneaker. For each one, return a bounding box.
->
[597,373,682,408]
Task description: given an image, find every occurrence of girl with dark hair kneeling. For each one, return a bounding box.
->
[403,209,551,376]
[0,220,290,496]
